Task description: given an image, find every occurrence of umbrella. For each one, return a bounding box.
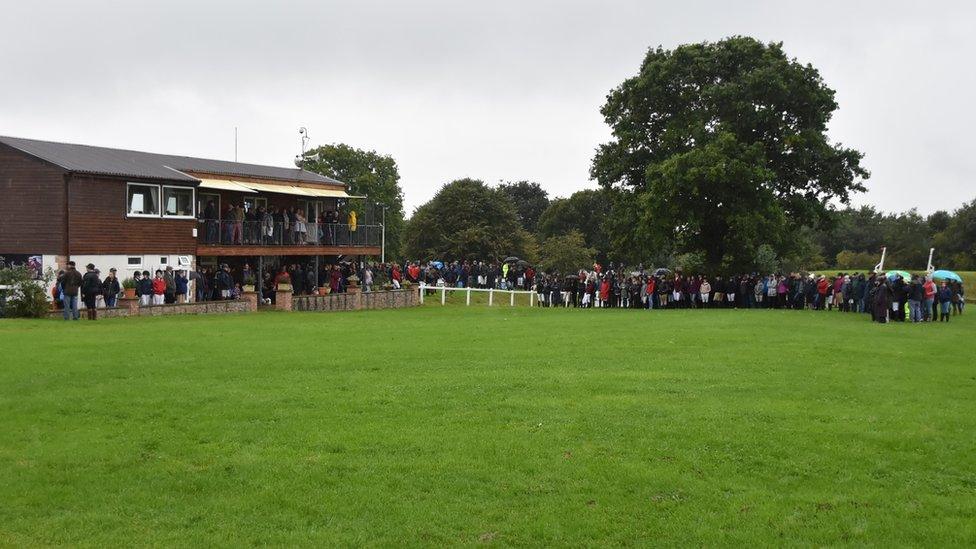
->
[931,269,963,282]
[503,256,520,263]
[886,270,911,280]
[430,261,444,269]
[516,260,530,268]
[653,267,672,277]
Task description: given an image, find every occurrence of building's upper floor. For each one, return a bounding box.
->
[0,136,381,256]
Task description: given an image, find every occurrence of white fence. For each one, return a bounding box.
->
[419,282,537,306]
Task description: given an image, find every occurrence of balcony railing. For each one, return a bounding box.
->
[198,221,382,248]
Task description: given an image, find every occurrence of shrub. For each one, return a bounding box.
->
[0,266,54,318]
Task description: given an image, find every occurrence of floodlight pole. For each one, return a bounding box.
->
[926,248,935,274]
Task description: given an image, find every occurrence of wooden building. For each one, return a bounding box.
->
[0,135,380,279]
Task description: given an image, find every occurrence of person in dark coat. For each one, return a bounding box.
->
[871,278,890,323]
[101,268,121,308]
[60,261,84,320]
[81,263,102,320]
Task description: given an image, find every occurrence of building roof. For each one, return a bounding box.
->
[0,135,345,186]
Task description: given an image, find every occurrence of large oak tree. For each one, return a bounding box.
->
[592,36,869,271]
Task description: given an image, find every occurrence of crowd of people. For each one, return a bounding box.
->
[199,200,360,246]
[50,257,967,324]
[399,260,966,324]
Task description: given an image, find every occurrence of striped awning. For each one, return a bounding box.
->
[197,178,362,199]
[239,181,318,197]
[300,187,366,199]
[197,178,257,193]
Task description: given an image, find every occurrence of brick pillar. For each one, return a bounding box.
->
[347,285,362,310]
[275,290,293,311]
[120,297,140,316]
[242,291,258,312]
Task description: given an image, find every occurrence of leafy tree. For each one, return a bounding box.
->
[536,189,612,262]
[497,181,550,233]
[753,244,781,274]
[402,178,533,261]
[834,250,877,270]
[927,210,951,234]
[933,198,976,269]
[537,231,595,274]
[300,144,406,259]
[592,36,869,271]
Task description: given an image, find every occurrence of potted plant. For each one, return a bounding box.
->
[346,274,360,288]
[276,273,292,292]
[122,277,137,299]
[243,275,256,293]
[318,286,331,296]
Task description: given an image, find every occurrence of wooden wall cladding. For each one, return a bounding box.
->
[0,143,67,254]
[67,175,197,255]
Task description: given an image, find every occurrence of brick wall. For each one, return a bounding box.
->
[47,299,252,319]
[292,289,419,312]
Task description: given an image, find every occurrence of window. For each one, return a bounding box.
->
[163,186,195,218]
[127,183,160,217]
[127,256,142,268]
[159,256,168,265]
[244,196,267,213]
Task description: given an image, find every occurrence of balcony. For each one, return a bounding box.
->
[197,221,382,257]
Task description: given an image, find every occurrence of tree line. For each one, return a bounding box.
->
[302,37,974,272]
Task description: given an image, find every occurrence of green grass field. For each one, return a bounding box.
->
[1,305,974,546]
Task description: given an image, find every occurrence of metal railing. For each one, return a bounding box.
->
[197,221,381,247]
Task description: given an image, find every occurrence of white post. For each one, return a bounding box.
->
[419,282,424,304]
[530,292,534,307]
[488,288,494,307]
[874,247,887,273]
[510,290,515,306]
[466,287,471,306]
[441,285,446,305]
[380,207,386,264]
[927,248,935,273]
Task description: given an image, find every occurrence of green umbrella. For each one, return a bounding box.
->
[886,270,911,280]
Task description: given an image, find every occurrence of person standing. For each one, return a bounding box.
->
[175,270,189,303]
[922,276,936,322]
[937,281,953,322]
[60,261,83,320]
[163,266,177,304]
[80,263,102,320]
[908,275,924,323]
[137,270,153,306]
[102,268,121,308]
[151,270,166,305]
[699,278,712,308]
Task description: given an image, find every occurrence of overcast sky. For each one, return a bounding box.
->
[2,1,973,215]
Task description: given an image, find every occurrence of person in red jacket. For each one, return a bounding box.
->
[645,277,656,309]
[151,270,166,306]
[816,276,830,310]
[599,276,611,307]
[922,277,937,321]
[391,264,402,289]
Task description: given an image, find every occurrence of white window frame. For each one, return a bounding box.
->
[162,185,196,219]
[126,256,143,269]
[127,183,161,218]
